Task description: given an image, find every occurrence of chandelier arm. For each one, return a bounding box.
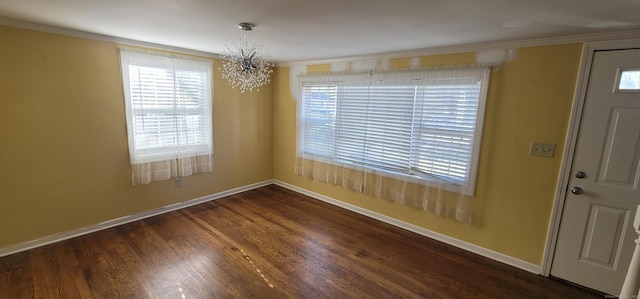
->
[219,22,273,93]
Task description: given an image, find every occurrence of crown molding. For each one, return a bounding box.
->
[0,16,221,59]
[277,29,640,67]
[1,16,639,66]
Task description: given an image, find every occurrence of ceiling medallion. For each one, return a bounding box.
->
[220,22,274,93]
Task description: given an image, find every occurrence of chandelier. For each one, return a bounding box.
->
[220,22,274,93]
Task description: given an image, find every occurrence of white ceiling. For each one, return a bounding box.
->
[1,0,639,63]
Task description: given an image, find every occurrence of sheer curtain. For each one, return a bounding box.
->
[120,49,214,185]
[131,155,213,185]
[295,66,490,223]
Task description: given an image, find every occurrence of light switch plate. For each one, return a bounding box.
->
[529,142,556,157]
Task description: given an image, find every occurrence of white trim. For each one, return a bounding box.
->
[274,180,541,274]
[1,15,639,66]
[0,180,273,258]
[541,38,640,276]
[0,16,219,59]
[279,30,640,67]
[540,43,593,277]
[2,178,542,274]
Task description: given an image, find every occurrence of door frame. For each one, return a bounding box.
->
[542,38,640,276]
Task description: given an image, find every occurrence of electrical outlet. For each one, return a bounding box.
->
[529,142,556,157]
[175,178,182,188]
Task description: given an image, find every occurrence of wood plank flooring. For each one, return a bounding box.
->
[1,185,601,298]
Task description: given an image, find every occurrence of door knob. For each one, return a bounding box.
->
[575,171,586,179]
[570,187,583,195]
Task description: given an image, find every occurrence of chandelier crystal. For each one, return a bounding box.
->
[220,23,274,93]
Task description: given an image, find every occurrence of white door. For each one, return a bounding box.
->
[551,48,640,295]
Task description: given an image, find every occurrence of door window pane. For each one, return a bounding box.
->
[617,69,640,91]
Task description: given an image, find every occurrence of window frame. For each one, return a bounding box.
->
[297,67,490,196]
[119,49,214,165]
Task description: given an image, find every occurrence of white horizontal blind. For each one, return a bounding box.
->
[300,84,337,158]
[412,78,483,184]
[120,50,213,164]
[335,84,415,172]
[298,67,489,192]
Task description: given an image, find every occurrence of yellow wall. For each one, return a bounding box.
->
[0,25,273,248]
[0,23,584,266]
[273,44,583,265]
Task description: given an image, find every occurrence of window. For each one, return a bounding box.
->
[616,68,640,91]
[120,50,213,165]
[298,67,490,195]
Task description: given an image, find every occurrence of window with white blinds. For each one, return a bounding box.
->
[298,66,490,193]
[120,50,213,164]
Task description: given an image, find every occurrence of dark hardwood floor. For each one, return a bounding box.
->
[1,185,601,298]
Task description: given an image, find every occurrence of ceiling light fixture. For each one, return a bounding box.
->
[220,22,274,93]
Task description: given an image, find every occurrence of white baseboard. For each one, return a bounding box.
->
[1,178,542,275]
[274,180,542,275]
[0,180,274,258]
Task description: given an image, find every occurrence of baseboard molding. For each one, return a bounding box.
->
[274,180,542,275]
[0,180,274,258]
[1,178,542,275]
